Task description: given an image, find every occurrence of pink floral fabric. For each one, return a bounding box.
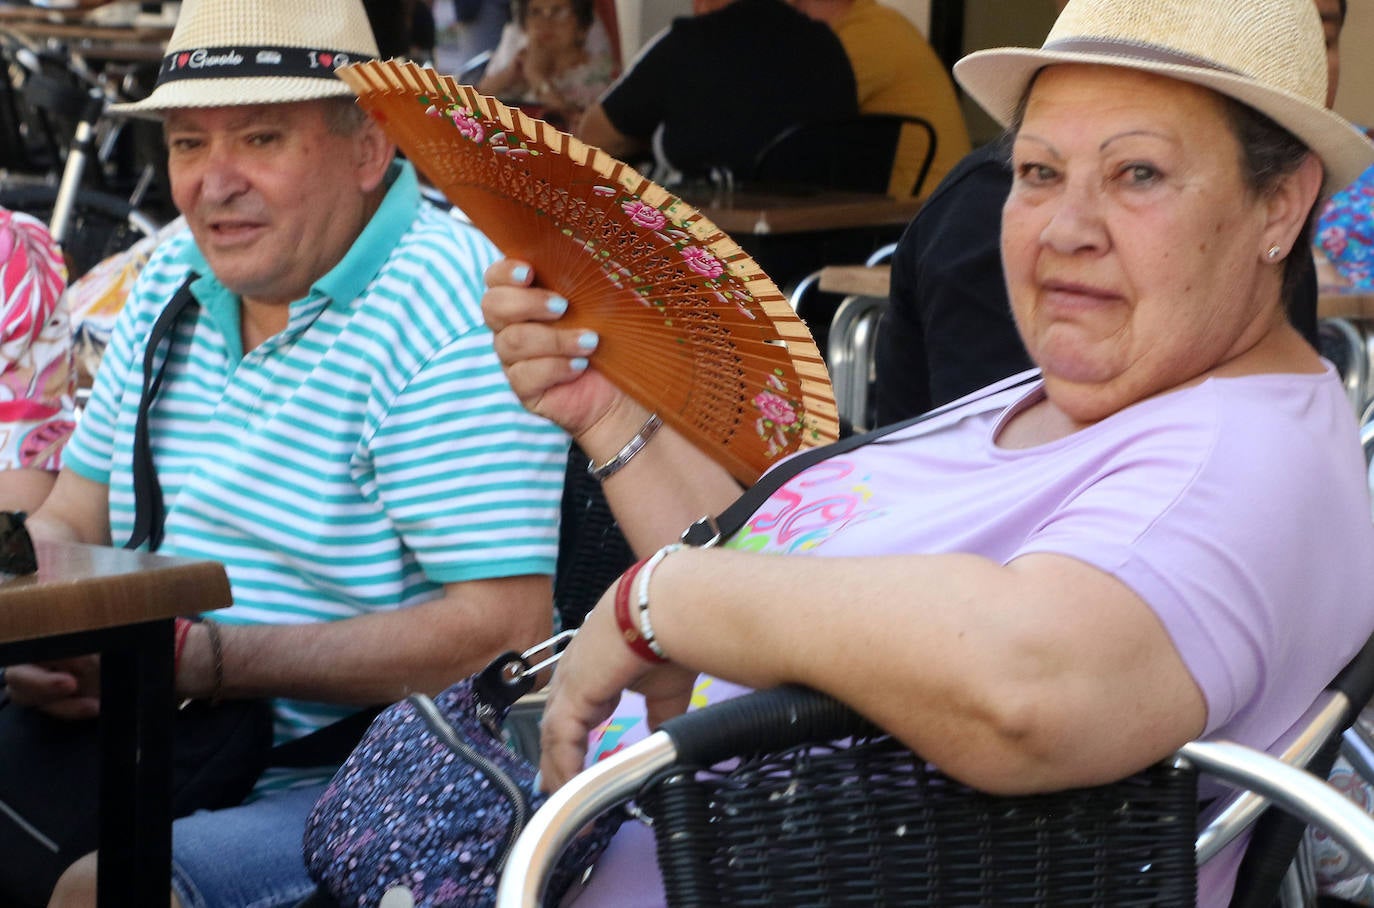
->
[0,208,74,470]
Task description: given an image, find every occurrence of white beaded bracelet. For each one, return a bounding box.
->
[635,543,683,660]
[586,413,662,482]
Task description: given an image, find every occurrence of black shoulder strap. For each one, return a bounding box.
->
[127,276,198,553]
[681,371,1041,547]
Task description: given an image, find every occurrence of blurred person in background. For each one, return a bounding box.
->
[1312,0,1373,294]
[477,0,616,131]
[575,0,856,185]
[789,0,971,197]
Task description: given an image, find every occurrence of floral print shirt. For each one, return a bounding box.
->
[0,208,73,470]
[1317,134,1374,292]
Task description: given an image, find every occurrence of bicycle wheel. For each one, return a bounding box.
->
[0,183,160,281]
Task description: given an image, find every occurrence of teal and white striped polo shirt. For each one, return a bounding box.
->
[64,161,569,746]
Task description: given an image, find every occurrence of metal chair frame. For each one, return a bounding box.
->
[498,633,1374,908]
[749,113,939,199]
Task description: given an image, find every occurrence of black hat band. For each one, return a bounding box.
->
[155,45,375,86]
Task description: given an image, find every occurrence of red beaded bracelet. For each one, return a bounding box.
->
[613,558,666,664]
[172,616,194,675]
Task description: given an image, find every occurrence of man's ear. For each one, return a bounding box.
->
[1262,152,1324,253]
[355,117,396,193]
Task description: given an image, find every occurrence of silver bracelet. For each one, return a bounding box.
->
[586,413,662,482]
[635,543,683,660]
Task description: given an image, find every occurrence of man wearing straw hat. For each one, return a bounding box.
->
[0,0,567,905]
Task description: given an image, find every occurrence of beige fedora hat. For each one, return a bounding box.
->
[111,0,379,118]
[953,0,1374,195]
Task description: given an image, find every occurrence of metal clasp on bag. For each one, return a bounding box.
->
[680,514,722,548]
[512,629,576,681]
[474,629,576,731]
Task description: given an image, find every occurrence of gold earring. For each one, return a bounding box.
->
[1266,244,1283,261]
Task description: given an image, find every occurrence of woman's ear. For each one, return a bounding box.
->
[354,117,397,193]
[1262,153,1324,252]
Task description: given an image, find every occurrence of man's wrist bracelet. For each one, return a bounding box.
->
[173,617,193,676]
[201,617,225,704]
[587,413,662,482]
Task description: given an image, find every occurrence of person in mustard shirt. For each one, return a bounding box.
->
[790,0,971,196]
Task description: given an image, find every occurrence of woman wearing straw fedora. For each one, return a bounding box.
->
[481,0,1374,903]
[0,0,566,906]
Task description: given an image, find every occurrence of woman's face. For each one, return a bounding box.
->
[523,0,584,51]
[1002,65,1287,424]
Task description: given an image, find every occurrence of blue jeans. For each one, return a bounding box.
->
[171,783,327,908]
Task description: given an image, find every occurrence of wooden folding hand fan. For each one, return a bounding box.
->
[336,60,838,485]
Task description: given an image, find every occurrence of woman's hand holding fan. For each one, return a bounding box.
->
[482,258,632,440]
[338,60,839,484]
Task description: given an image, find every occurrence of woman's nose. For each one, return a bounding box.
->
[1038,182,1109,256]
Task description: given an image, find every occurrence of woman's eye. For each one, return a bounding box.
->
[1121,163,1160,185]
[1015,162,1057,184]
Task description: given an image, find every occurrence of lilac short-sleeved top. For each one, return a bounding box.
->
[569,366,1374,908]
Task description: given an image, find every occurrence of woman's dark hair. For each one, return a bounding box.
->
[514,0,596,29]
[1009,70,1319,319]
[1218,96,1318,315]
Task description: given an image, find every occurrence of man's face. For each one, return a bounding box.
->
[1314,0,1343,108]
[164,101,385,307]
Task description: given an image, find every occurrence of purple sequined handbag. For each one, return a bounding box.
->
[303,635,623,907]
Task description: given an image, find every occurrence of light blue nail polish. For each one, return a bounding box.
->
[569,357,589,372]
[546,295,569,316]
[577,330,599,351]
[510,264,531,284]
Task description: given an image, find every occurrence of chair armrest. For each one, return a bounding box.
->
[496,729,679,908]
[1182,739,1374,871]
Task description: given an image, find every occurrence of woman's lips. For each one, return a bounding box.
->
[1040,279,1122,309]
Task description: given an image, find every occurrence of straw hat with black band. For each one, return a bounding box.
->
[111,0,379,118]
[953,0,1374,196]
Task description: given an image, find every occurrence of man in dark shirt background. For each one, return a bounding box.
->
[575,0,857,185]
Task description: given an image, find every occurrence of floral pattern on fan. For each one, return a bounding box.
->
[427,96,741,304]
[340,61,838,484]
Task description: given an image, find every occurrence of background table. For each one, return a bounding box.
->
[0,3,171,62]
[680,185,924,237]
[0,539,230,905]
[818,263,893,298]
[1320,293,1374,321]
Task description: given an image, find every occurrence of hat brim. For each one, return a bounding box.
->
[109,76,357,120]
[954,47,1374,196]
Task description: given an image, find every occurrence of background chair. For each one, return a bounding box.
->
[827,293,887,433]
[749,113,938,200]
[1318,317,1373,418]
[499,633,1374,908]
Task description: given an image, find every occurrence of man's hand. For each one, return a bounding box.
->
[5,656,101,720]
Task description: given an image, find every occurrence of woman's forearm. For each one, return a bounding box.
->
[644,547,1205,794]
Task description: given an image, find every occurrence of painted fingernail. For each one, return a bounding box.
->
[569,357,589,372]
[510,264,532,284]
[577,330,599,352]
[546,295,568,316]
